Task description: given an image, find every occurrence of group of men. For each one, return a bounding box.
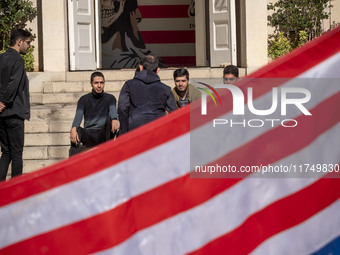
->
[70,60,239,156]
[0,29,239,181]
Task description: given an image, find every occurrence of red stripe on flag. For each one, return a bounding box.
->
[139,5,190,19]
[0,109,190,207]
[3,89,339,255]
[188,177,340,255]
[0,178,242,254]
[161,56,196,67]
[141,30,195,44]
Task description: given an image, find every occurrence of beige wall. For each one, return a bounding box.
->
[331,0,340,27]
[27,0,68,72]
[240,0,268,73]
[26,0,39,71]
[41,0,69,72]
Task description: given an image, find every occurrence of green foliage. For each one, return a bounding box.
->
[268,32,292,60]
[0,0,37,49]
[0,0,37,71]
[267,0,333,59]
[22,46,34,71]
[296,30,308,47]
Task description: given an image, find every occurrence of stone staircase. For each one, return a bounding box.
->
[22,67,240,174]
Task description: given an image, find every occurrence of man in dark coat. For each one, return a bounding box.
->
[0,29,32,181]
[118,54,177,134]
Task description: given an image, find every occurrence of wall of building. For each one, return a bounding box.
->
[27,0,68,72]
[237,0,268,73]
[27,0,340,73]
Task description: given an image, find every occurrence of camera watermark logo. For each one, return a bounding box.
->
[196,82,223,109]
[195,82,312,128]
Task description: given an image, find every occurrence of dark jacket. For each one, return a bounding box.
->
[118,70,177,134]
[0,48,30,120]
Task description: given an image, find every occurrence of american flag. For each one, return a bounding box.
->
[0,26,340,254]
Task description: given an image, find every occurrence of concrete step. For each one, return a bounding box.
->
[41,77,227,95]
[64,68,225,82]
[31,91,120,104]
[43,79,177,93]
[26,120,72,133]
[23,159,61,174]
[23,146,69,160]
[30,104,76,121]
[25,133,70,146]
[43,81,125,93]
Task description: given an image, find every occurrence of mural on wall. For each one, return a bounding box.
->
[101,0,196,69]
[101,0,152,68]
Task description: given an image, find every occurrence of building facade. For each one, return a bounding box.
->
[28,0,340,74]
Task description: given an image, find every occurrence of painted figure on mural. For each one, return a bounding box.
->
[189,0,195,17]
[101,0,152,69]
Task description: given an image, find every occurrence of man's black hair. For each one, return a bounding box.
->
[90,71,105,83]
[173,68,189,80]
[140,54,159,72]
[9,29,32,47]
[223,65,239,78]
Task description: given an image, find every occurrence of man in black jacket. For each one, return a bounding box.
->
[0,29,32,181]
[69,72,120,156]
[118,54,177,134]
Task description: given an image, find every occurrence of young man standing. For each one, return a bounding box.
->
[0,29,32,181]
[118,54,177,134]
[172,68,201,108]
[69,72,120,156]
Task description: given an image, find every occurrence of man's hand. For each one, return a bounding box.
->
[0,102,5,112]
[70,127,79,144]
[111,119,120,133]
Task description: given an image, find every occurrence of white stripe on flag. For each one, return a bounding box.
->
[251,198,340,255]
[0,134,190,249]
[300,52,340,78]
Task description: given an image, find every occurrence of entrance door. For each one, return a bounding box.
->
[209,0,236,67]
[68,0,96,70]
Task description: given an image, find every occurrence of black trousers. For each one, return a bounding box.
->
[69,118,115,157]
[0,116,25,181]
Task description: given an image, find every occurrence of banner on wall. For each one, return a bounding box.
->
[101,0,195,69]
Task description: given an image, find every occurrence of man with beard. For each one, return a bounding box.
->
[69,72,120,156]
[171,68,201,108]
[0,29,32,181]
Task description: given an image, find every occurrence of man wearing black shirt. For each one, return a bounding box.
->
[0,29,32,181]
[69,72,119,156]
